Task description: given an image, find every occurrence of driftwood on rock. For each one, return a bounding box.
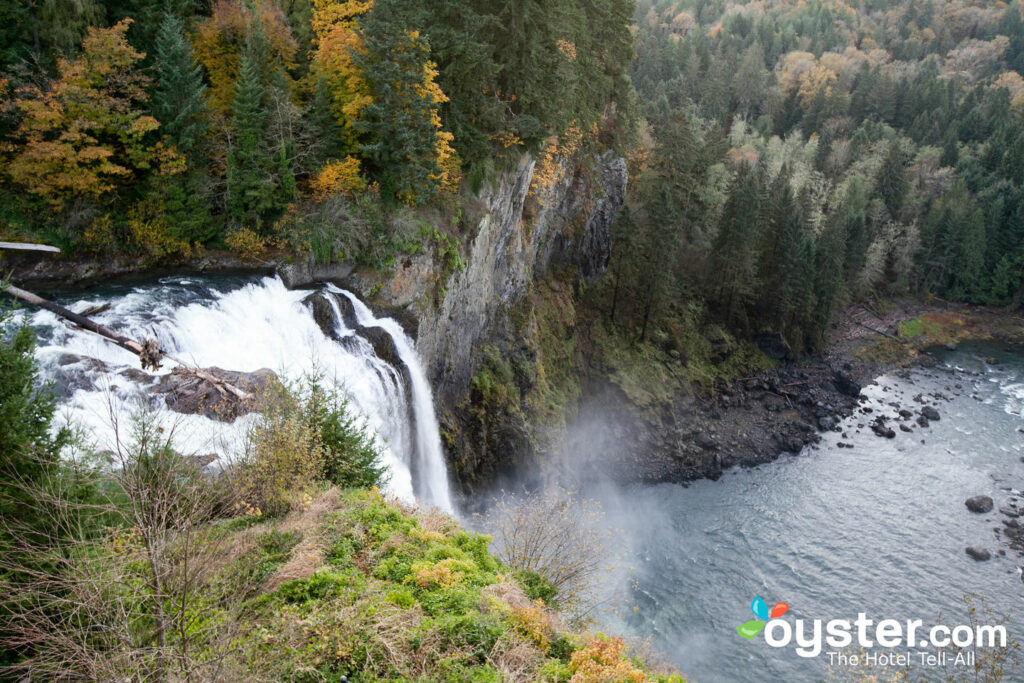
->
[154,367,279,421]
[1,282,252,403]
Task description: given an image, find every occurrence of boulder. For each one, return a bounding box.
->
[921,406,941,421]
[870,420,896,439]
[54,353,109,397]
[358,327,402,368]
[694,434,719,451]
[965,495,994,514]
[153,366,280,421]
[965,547,991,561]
[832,371,862,398]
[303,292,360,339]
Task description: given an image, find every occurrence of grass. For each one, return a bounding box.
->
[206,488,684,682]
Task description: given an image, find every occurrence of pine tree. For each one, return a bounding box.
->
[876,143,908,219]
[710,164,763,330]
[940,129,960,168]
[489,0,575,147]
[227,26,277,224]
[355,0,456,204]
[842,179,869,289]
[152,12,209,157]
[948,209,987,301]
[775,194,817,349]
[0,309,69,552]
[811,214,846,348]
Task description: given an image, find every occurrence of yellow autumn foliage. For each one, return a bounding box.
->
[312,156,366,199]
[310,0,373,148]
[568,637,649,683]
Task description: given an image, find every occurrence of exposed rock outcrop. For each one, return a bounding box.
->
[153,366,280,420]
[416,152,627,405]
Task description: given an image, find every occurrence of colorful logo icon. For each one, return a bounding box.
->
[737,597,789,639]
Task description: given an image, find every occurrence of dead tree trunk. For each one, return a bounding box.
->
[3,283,163,367]
[2,283,249,400]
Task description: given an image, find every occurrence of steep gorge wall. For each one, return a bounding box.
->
[280,150,626,495]
[417,152,626,405]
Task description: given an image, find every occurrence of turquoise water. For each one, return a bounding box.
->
[591,345,1024,681]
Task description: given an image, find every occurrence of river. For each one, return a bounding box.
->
[590,343,1024,681]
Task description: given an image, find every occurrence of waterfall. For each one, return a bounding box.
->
[330,286,454,513]
[28,275,454,512]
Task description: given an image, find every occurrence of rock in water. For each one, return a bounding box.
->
[921,406,941,421]
[965,547,991,561]
[965,496,994,513]
[153,366,280,421]
[832,371,862,398]
[359,327,402,368]
[870,418,896,438]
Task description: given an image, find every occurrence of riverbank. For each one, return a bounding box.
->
[565,299,1024,488]
[0,247,279,290]
[591,347,1024,681]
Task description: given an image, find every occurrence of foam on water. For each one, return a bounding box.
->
[28,275,453,512]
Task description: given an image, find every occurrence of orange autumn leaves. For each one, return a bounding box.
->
[3,20,179,209]
[2,1,460,210]
[309,0,459,204]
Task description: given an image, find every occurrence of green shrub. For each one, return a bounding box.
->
[237,375,387,517]
[515,568,559,604]
[0,305,70,551]
[277,569,364,604]
[299,376,387,490]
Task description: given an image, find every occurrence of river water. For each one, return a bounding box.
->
[21,274,453,512]
[590,344,1024,681]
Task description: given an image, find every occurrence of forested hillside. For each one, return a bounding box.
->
[613,0,1024,356]
[0,0,633,261]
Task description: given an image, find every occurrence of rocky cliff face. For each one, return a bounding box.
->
[278,150,626,495]
[416,152,626,404]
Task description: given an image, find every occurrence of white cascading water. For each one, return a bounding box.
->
[331,285,453,512]
[27,275,454,512]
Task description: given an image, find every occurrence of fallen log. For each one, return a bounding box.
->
[0,241,61,253]
[853,318,904,342]
[2,282,249,400]
[3,283,162,368]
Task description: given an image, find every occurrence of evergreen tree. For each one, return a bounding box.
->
[940,129,960,168]
[355,0,455,204]
[811,215,847,348]
[842,180,869,289]
[488,0,576,147]
[152,12,209,156]
[876,143,908,219]
[227,24,292,225]
[0,308,69,552]
[948,209,987,301]
[710,164,763,330]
